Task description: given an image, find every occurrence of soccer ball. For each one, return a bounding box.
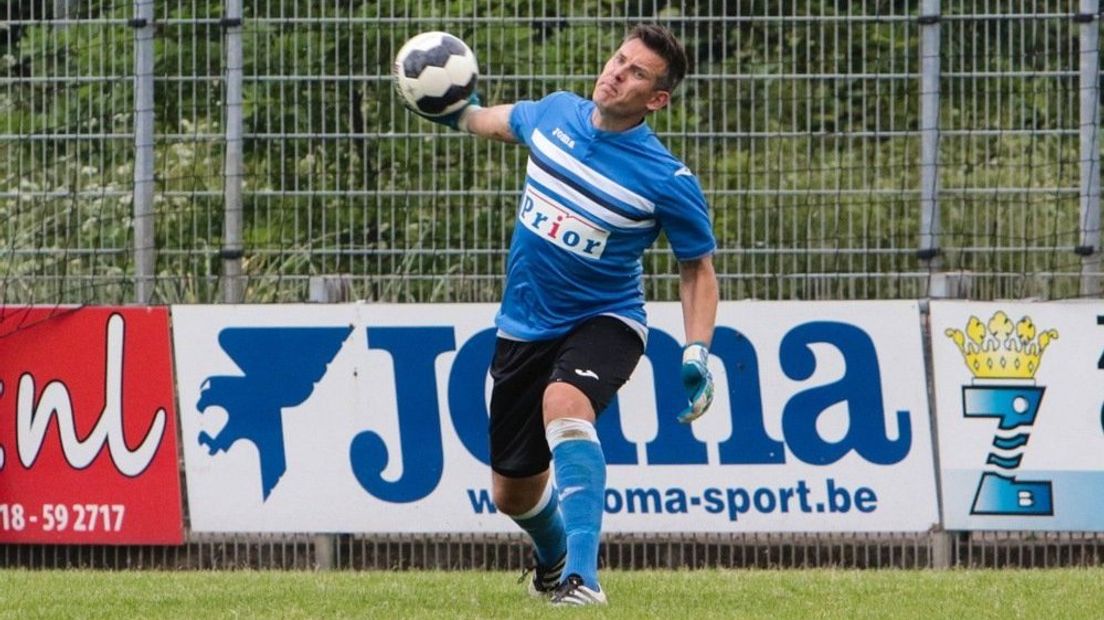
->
[392,32,478,117]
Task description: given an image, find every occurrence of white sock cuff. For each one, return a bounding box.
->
[456,104,481,133]
[513,478,553,520]
[545,417,599,451]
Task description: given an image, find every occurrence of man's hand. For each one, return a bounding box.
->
[677,342,714,423]
[408,92,482,131]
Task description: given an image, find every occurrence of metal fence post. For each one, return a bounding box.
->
[918,12,952,566]
[923,275,955,569]
[132,0,156,303]
[1078,0,1102,297]
[918,0,943,276]
[308,275,350,569]
[221,0,246,303]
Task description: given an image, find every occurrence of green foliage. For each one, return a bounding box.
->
[1,3,1091,304]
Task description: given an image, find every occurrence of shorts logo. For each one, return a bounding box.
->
[574,368,600,380]
[945,311,1059,516]
[519,185,609,259]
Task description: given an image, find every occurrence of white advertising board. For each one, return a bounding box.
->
[931,301,1104,530]
[173,301,938,533]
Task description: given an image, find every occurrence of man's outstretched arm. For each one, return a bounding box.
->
[459,103,517,143]
[412,94,517,143]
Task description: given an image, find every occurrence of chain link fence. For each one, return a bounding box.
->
[3,1,1099,306]
[2,1,1103,569]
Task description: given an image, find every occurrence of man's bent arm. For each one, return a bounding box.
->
[679,255,719,346]
[461,104,517,143]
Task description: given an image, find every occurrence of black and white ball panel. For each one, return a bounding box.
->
[393,32,479,117]
[400,35,468,77]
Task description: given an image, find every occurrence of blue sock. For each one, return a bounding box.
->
[512,483,565,567]
[550,434,605,590]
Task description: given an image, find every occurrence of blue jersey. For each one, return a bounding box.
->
[496,91,716,342]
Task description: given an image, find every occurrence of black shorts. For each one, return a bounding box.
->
[489,315,644,478]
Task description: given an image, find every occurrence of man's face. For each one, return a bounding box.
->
[591,38,670,118]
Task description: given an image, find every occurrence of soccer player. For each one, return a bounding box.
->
[412,24,718,606]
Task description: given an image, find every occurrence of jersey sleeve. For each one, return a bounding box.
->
[509,91,574,147]
[656,172,717,261]
[508,100,539,146]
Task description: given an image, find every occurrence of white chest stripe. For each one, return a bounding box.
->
[530,129,656,215]
[527,160,655,231]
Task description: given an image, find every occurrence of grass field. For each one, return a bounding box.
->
[2,568,1103,619]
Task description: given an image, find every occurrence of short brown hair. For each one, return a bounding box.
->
[626,24,688,93]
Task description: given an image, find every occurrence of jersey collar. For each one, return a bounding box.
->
[580,98,652,140]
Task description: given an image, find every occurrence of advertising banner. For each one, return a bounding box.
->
[0,307,184,544]
[931,301,1104,531]
[173,301,938,533]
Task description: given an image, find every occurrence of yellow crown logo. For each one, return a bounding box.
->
[945,311,1058,379]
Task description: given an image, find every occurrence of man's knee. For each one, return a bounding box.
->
[542,382,595,425]
[492,484,526,515]
[492,470,549,516]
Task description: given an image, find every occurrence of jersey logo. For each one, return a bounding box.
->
[520,185,609,259]
[551,127,576,149]
[675,166,694,177]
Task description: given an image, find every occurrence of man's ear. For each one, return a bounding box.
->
[646,90,671,113]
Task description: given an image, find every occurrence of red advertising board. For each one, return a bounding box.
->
[0,307,184,544]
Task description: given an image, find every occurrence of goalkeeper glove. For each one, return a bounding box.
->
[677,342,714,424]
[411,92,482,131]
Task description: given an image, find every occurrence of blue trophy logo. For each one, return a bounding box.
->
[945,311,1059,516]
